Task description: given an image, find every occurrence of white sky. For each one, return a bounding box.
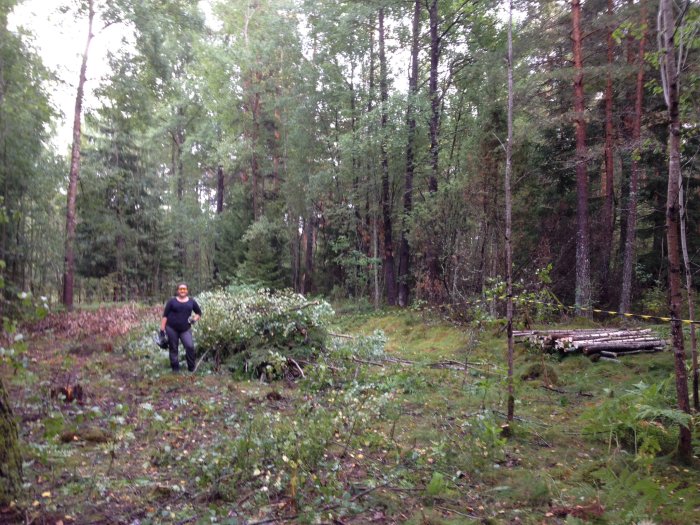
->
[8,0,133,151]
[8,1,420,151]
[8,0,214,152]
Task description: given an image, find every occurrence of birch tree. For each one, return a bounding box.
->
[658,0,692,463]
[62,0,95,309]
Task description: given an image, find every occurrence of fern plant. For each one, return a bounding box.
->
[580,378,691,459]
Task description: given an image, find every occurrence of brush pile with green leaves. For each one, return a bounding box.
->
[195,286,334,378]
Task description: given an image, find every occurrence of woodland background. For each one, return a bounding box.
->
[1,1,700,522]
[0,0,698,316]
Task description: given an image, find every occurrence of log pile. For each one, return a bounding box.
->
[513,328,667,357]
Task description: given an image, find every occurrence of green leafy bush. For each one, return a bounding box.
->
[195,285,334,378]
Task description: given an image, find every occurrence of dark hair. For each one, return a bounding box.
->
[177,282,188,291]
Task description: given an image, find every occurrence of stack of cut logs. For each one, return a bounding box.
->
[513,328,667,358]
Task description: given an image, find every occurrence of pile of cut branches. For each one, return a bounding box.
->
[195,285,334,378]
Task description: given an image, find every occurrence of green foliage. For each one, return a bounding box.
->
[328,235,381,299]
[585,464,698,524]
[636,283,668,317]
[425,471,448,498]
[196,285,334,377]
[237,217,291,289]
[478,264,562,325]
[0,17,60,304]
[213,186,253,284]
[579,379,689,460]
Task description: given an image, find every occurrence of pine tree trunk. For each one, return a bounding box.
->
[572,0,592,313]
[398,0,420,308]
[600,0,615,300]
[366,22,377,303]
[302,216,314,295]
[620,3,647,314]
[428,0,439,196]
[251,89,261,220]
[504,0,515,428]
[425,0,441,300]
[292,229,301,293]
[63,0,94,310]
[0,13,6,286]
[373,213,380,309]
[0,378,22,506]
[378,9,396,305]
[213,165,225,281]
[659,0,692,463]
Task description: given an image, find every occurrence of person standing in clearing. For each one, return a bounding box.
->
[161,283,202,372]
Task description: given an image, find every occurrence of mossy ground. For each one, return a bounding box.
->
[1,306,698,524]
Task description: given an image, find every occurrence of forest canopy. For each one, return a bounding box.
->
[1,0,699,519]
[1,0,699,316]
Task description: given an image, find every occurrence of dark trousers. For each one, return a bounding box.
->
[165,326,195,371]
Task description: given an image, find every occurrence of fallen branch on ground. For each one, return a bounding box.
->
[540,385,594,397]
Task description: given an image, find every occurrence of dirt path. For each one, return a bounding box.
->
[3,305,255,523]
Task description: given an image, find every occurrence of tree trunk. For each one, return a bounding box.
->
[666,0,698,416]
[659,0,692,463]
[292,226,301,293]
[504,0,515,430]
[213,165,225,281]
[679,175,698,410]
[115,228,126,302]
[62,0,95,310]
[425,0,441,300]
[216,165,225,214]
[242,6,262,221]
[620,3,647,314]
[172,122,186,267]
[251,88,262,220]
[378,9,397,305]
[373,212,380,309]
[572,0,592,313]
[600,0,615,300]
[428,0,439,195]
[301,215,314,295]
[366,20,377,302]
[398,0,420,308]
[0,11,7,282]
[350,71,364,298]
[0,378,22,506]
[272,106,282,194]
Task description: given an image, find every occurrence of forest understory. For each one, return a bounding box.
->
[2,304,699,525]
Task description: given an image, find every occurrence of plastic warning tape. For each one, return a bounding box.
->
[517,297,698,325]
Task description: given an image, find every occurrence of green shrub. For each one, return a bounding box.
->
[195,285,334,378]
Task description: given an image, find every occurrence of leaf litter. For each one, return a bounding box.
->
[2,306,699,524]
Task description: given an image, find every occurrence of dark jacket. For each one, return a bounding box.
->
[163,297,202,332]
